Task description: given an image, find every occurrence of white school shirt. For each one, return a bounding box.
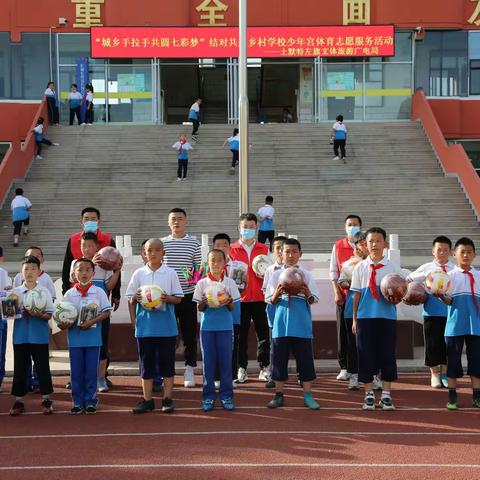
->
[11,195,32,212]
[0,267,12,290]
[13,271,56,301]
[69,262,112,290]
[85,92,93,103]
[68,91,83,101]
[33,124,43,135]
[262,261,283,292]
[125,264,183,299]
[328,239,355,281]
[44,87,55,97]
[257,205,275,222]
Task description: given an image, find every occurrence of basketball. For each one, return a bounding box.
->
[139,285,165,311]
[403,281,428,305]
[279,267,306,295]
[205,282,231,308]
[23,288,49,316]
[380,273,407,304]
[52,301,78,327]
[95,246,123,271]
[252,254,273,277]
[425,270,451,295]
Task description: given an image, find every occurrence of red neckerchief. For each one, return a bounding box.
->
[178,139,186,153]
[369,263,384,301]
[74,282,93,297]
[463,270,479,312]
[39,270,45,277]
[441,264,447,273]
[207,272,224,282]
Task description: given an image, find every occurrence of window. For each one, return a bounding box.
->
[469,32,480,95]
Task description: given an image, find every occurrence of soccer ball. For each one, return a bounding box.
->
[94,246,123,271]
[205,282,231,308]
[403,281,428,306]
[380,273,407,304]
[279,267,306,296]
[139,285,165,311]
[252,254,273,277]
[23,288,49,316]
[53,301,78,327]
[425,271,451,295]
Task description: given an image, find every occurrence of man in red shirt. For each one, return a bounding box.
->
[230,213,271,384]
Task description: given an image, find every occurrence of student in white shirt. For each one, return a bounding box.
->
[33,117,59,160]
[11,188,33,247]
[67,83,83,125]
[257,196,276,250]
[188,98,202,140]
[330,114,347,162]
[44,81,59,125]
[0,254,12,392]
[172,134,193,182]
[85,84,94,125]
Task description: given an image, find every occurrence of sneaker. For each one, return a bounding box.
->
[35,155,43,160]
[85,405,97,414]
[237,367,248,383]
[9,401,25,416]
[332,156,340,161]
[265,379,275,389]
[221,398,235,411]
[348,374,360,391]
[303,393,320,410]
[70,405,83,414]
[106,378,113,388]
[181,177,187,181]
[446,401,458,411]
[202,399,215,412]
[336,369,349,381]
[152,381,164,393]
[379,396,396,410]
[258,368,271,382]
[184,365,196,388]
[52,142,60,146]
[431,373,441,389]
[132,398,155,414]
[372,375,383,391]
[161,397,175,414]
[267,392,284,409]
[65,381,71,389]
[473,399,480,408]
[214,380,221,390]
[23,228,29,235]
[41,399,53,415]
[97,378,109,393]
[176,177,182,182]
[362,393,375,411]
[440,374,448,388]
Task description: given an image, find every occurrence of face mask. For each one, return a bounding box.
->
[83,221,98,233]
[240,228,256,240]
[346,226,360,237]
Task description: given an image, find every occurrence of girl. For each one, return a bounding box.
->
[44,82,59,125]
[330,114,347,162]
[33,117,59,160]
[85,84,94,125]
[172,134,193,182]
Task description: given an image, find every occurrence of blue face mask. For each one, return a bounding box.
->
[83,221,98,233]
[240,228,256,240]
[346,226,360,237]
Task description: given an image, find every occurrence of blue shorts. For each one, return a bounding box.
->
[445,335,480,378]
[137,336,176,379]
[271,337,316,382]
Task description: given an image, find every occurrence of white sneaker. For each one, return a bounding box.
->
[372,375,383,391]
[237,367,248,383]
[333,156,340,161]
[258,367,271,382]
[52,142,60,146]
[97,378,109,393]
[348,374,359,390]
[35,155,43,160]
[176,178,182,182]
[214,380,220,390]
[184,365,195,388]
[336,369,349,381]
[431,373,442,389]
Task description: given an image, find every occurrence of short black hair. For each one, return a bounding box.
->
[233,128,239,136]
[81,207,101,219]
[25,246,44,256]
[169,207,187,217]
[71,83,77,88]
[81,232,99,244]
[74,258,95,270]
[455,237,476,252]
[141,239,149,247]
[21,255,40,268]
[272,235,287,245]
[433,236,452,249]
[366,227,387,240]
[213,233,231,244]
[265,195,274,203]
[0,247,3,257]
[239,213,258,224]
[15,188,24,196]
[283,238,302,251]
[47,81,54,87]
[208,249,227,262]
[353,231,366,245]
[37,117,44,124]
[336,114,344,122]
[344,214,362,226]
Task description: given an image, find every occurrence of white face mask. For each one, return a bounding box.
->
[346,226,360,237]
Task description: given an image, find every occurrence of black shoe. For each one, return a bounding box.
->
[267,392,284,409]
[65,382,71,389]
[161,397,174,414]
[265,379,275,389]
[85,405,97,414]
[106,378,113,388]
[152,382,164,393]
[70,405,84,414]
[132,398,155,414]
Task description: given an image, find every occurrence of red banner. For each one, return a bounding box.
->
[90,25,395,58]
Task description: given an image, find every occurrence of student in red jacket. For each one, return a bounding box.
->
[229,213,271,384]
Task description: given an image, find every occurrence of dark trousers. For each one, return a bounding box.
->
[231,149,239,167]
[13,217,29,235]
[333,139,346,158]
[177,158,188,179]
[445,335,480,378]
[424,316,447,367]
[85,106,94,124]
[36,138,52,156]
[0,320,6,385]
[258,230,275,249]
[46,97,59,124]
[100,316,110,361]
[176,293,198,367]
[271,337,316,382]
[69,106,81,125]
[12,343,53,397]
[191,119,200,136]
[336,303,348,370]
[239,302,270,369]
[344,316,358,374]
[216,324,240,381]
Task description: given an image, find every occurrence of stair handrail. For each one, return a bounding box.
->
[411,88,480,221]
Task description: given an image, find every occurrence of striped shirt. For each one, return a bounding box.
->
[161,234,202,294]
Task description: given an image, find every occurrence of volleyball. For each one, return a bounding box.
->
[23,288,49,316]
[380,273,408,304]
[139,285,165,311]
[341,257,362,282]
[205,282,231,308]
[279,267,306,295]
[252,254,273,277]
[95,246,123,271]
[425,271,451,295]
[52,301,78,327]
[403,281,428,305]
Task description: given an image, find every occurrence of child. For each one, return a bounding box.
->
[330,114,347,162]
[67,83,83,125]
[257,196,275,249]
[126,238,183,414]
[408,236,455,388]
[11,188,32,247]
[33,116,59,161]
[438,237,480,410]
[8,256,54,416]
[44,81,59,125]
[172,134,193,182]
[351,227,403,411]
[0,253,12,392]
[85,84,94,125]
[194,249,240,411]
[61,258,112,414]
[338,231,368,390]
[265,238,320,410]
[224,128,239,171]
[188,97,202,140]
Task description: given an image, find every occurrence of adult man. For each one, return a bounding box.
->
[162,208,202,388]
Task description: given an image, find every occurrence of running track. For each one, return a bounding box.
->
[0,373,479,480]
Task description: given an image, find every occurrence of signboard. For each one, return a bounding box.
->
[91,25,394,58]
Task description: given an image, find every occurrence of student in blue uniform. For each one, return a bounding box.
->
[351,227,403,411]
[126,238,183,414]
[172,134,193,182]
[224,128,240,171]
[61,258,112,414]
[10,188,32,247]
[330,114,347,161]
[438,237,480,410]
[188,98,202,141]
[194,249,240,411]
[257,196,276,249]
[265,238,320,410]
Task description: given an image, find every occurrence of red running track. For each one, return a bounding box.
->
[0,373,479,480]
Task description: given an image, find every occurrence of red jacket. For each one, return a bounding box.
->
[335,236,354,299]
[70,229,113,259]
[230,240,269,302]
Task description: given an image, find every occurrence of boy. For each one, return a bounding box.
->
[351,227,402,411]
[438,237,480,410]
[265,238,320,410]
[257,196,275,248]
[67,83,83,125]
[61,258,112,414]
[172,134,193,182]
[126,238,183,414]
[188,97,202,141]
[33,117,59,160]
[9,256,54,416]
[330,114,347,162]
[11,188,32,247]
[408,236,455,388]
[0,252,12,392]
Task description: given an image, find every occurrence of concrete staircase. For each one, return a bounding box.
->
[0,122,479,267]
